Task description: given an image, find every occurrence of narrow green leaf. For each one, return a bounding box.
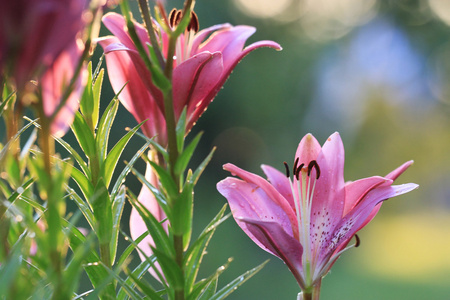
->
[209,260,269,300]
[71,111,96,158]
[143,157,178,202]
[96,93,121,162]
[70,165,94,204]
[117,230,167,299]
[86,262,142,300]
[110,185,126,264]
[197,277,218,300]
[184,205,230,293]
[131,166,169,218]
[66,186,95,230]
[80,62,94,129]
[19,128,37,160]
[7,177,34,203]
[56,135,90,178]
[0,118,35,163]
[174,132,202,176]
[92,68,104,130]
[0,89,15,115]
[134,131,168,162]
[63,224,113,294]
[171,183,193,244]
[91,179,113,245]
[152,247,184,291]
[102,121,144,188]
[126,269,164,300]
[116,230,149,269]
[64,233,96,296]
[191,147,216,185]
[0,241,22,295]
[189,259,232,300]
[128,191,174,256]
[175,107,187,153]
[111,141,150,199]
[15,195,45,213]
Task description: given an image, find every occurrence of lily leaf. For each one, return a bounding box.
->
[102,121,144,188]
[209,260,269,300]
[174,132,202,177]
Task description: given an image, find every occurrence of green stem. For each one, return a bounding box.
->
[174,234,185,300]
[100,242,112,268]
[38,102,68,299]
[137,0,165,68]
[298,280,321,300]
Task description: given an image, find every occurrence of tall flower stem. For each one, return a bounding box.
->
[37,99,67,299]
[298,280,321,300]
[137,0,165,68]
[160,3,194,300]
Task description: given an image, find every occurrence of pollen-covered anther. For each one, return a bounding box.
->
[168,8,199,33]
[307,160,321,179]
[188,11,199,33]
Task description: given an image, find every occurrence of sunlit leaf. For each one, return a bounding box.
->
[209,260,269,300]
[174,132,202,177]
[102,121,144,188]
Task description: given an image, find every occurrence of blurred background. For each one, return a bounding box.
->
[94,0,450,299]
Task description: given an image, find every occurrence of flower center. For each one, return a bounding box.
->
[168,9,199,65]
[285,158,321,285]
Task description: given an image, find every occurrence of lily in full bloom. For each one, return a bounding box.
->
[98,11,281,146]
[217,132,418,299]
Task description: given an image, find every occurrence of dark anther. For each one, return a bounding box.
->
[283,162,290,178]
[293,157,299,175]
[187,11,199,33]
[168,9,199,33]
[354,234,361,248]
[307,160,321,179]
[295,163,304,180]
[169,9,182,28]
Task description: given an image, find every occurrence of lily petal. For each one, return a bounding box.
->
[172,52,223,123]
[343,176,390,216]
[223,163,297,233]
[241,218,306,289]
[217,177,294,252]
[261,164,295,210]
[98,37,166,144]
[385,160,414,181]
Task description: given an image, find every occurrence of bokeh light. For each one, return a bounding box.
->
[232,0,291,19]
[428,0,450,25]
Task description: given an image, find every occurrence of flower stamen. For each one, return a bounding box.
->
[168,9,199,33]
[354,234,361,248]
[307,160,320,179]
[284,161,290,178]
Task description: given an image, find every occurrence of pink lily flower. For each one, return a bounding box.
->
[98,12,281,146]
[0,0,86,90]
[217,132,418,295]
[40,38,86,137]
